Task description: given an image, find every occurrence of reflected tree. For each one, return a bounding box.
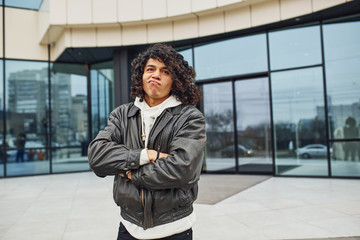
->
[205,110,234,155]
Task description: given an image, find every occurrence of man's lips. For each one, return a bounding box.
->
[148,80,160,85]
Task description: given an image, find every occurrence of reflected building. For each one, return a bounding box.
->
[72,94,88,140]
[7,69,47,139]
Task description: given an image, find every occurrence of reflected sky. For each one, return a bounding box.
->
[269,25,322,70]
[324,21,360,106]
[5,0,43,10]
[71,75,87,97]
[195,34,267,80]
[202,82,233,132]
[5,60,48,108]
[178,48,193,67]
[272,67,325,123]
[235,78,270,130]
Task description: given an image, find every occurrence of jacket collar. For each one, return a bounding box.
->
[128,102,183,118]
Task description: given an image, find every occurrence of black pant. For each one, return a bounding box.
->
[117,223,192,240]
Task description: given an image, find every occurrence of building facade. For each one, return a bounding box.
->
[0,0,359,178]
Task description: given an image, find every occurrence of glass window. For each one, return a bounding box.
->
[201,81,235,172]
[324,20,360,140]
[90,61,114,139]
[271,67,328,176]
[0,60,3,177]
[51,63,89,173]
[51,147,86,173]
[235,77,272,173]
[5,60,50,176]
[194,34,267,80]
[269,25,322,70]
[323,20,360,176]
[5,0,43,10]
[178,48,193,67]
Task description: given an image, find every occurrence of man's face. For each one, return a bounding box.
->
[142,58,173,107]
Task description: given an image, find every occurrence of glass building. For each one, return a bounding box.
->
[0,0,359,178]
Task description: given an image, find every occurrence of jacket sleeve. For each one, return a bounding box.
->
[87,107,142,177]
[131,108,206,190]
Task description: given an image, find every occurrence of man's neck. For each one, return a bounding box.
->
[144,96,169,107]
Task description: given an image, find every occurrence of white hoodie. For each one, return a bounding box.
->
[120,95,196,239]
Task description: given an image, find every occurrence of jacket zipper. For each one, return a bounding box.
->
[138,116,145,148]
[141,188,145,208]
[156,130,164,158]
[138,110,166,227]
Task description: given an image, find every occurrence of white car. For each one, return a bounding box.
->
[297,144,331,159]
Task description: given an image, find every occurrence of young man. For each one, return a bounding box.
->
[88,43,206,240]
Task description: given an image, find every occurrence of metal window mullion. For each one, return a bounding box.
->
[48,44,53,174]
[232,79,239,173]
[319,21,332,177]
[87,64,92,141]
[2,0,6,177]
[266,30,276,176]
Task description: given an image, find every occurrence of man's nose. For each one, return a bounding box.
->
[152,69,161,79]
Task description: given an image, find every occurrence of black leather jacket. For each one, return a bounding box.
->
[88,102,206,229]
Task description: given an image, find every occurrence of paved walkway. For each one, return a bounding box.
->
[0,172,359,240]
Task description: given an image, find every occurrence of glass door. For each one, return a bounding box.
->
[202,81,235,172]
[234,77,273,173]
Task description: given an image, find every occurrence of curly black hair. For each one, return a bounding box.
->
[130,43,201,105]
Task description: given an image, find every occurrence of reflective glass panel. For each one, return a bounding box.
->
[90,61,114,139]
[269,25,322,70]
[201,81,235,172]
[235,78,272,173]
[52,147,89,173]
[5,0,43,10]
[194,34,267,80]
[324,20,360,176]
[6,149,49,176]
[271,67,328,176]
[331,141,360,176]
[51,63,89,172]
[5,60,49,176]
[178,48,193,67]
[0,60,3,177]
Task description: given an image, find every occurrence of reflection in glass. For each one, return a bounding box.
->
[5,60,50,176]
[52,147,89,173]
[269,25,322,70]
[91,61,114,139]
[324,20,360,176]
[324,21,360,140]
[5,0,43,10]
[51,63,88,147]
[178,48,193,67]
[0,60,3,177]
[331,141,360,177]
[271,67,328,176]
[194,34,267,80]
[201,82,235,172]
[235,78,272,173]
[6,149,49,176]
[51,63,89,171]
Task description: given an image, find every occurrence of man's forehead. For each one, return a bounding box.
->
[145,58,168,68]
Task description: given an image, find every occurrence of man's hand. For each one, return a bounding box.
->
[147,149,169,162]
[119,150,169,181]
[119,171,131,181]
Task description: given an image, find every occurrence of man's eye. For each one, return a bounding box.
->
[163,70,170,75]
[146,68,154,72]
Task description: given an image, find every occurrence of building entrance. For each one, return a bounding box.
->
[201,77,273,174]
